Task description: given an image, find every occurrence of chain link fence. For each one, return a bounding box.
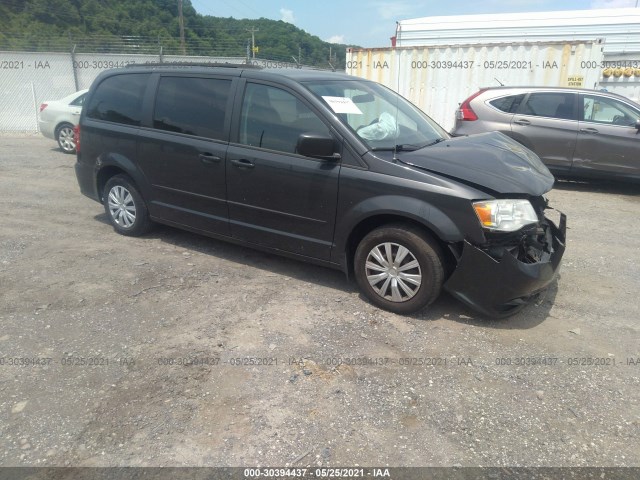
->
[1,36,319,132]
[0,51,256,132]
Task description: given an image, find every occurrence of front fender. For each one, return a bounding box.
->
[331,195,466,267]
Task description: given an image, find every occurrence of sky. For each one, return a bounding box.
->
[190,0,639,47]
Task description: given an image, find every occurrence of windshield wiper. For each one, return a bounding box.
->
[371,139,446,152]
[422,138,447,147]
[371,144,422,152]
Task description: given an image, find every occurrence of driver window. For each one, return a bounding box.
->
[239,83,330,154]
[582,95,639,126]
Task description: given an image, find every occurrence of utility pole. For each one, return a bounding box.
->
[178,0,186,55]
[246,27,259,58]
[328,46,335,71]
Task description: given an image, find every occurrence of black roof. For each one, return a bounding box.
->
[122,62,355,82]
[253,68,354,81]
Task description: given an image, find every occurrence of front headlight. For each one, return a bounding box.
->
[472,199,538,232]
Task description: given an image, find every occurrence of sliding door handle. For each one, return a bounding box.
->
[230,158,255,169]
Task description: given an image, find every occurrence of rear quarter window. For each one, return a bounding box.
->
[70,94,86,107]
[489,94,525,113]
[86,74,149,126]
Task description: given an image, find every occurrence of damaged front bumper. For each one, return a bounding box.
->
[444,213,566,318]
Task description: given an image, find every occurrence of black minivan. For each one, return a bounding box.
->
[75,64,566,317]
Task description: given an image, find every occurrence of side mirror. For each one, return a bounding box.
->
[296,133,340,160]
[635,119,640,131]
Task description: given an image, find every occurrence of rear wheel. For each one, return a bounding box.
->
[354,225,444,314]
[56,123,76,154]
[103,175,152,236]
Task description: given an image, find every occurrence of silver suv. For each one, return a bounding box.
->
[452,87,640,183]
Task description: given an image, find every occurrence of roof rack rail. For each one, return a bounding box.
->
[124,62,261,69]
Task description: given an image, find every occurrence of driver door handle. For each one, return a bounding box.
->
[580,128,599,135]
[513,119,531,126]
[199,153,222,164]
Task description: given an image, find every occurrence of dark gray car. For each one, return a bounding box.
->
[452,86,640,183]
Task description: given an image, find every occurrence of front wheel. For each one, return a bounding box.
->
[354,225,444,314]
[103,175,152,236]
[56,123,76,154]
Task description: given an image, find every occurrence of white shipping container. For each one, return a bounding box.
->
[395,9,640,55]
[594,54,640,103]
[345,41,604,132]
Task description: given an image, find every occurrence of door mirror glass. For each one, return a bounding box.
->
[296,133,336,159]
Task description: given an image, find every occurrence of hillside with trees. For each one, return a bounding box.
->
[0,0,352,69]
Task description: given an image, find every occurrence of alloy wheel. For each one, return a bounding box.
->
[365,242,422,302]
[107,185,136,228]
[58,126,76,153]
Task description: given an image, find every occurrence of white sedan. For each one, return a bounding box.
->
[38,89,88,154]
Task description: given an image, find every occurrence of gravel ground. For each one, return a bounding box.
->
[0,136,638,468]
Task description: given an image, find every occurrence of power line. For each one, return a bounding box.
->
[0,32,340,66]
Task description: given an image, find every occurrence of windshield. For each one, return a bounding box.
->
[303,79,449,150]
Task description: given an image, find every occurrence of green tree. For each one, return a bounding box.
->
[0,0,356,68]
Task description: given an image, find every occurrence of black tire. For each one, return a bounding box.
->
[56,123,76,154]
[354,224,444,314]
[103,175,152,236]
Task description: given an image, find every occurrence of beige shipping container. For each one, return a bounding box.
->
[346,41,604,132]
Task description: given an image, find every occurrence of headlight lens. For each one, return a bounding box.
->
[473,199,538,232]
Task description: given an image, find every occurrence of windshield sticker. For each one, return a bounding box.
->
[322,96,363,114]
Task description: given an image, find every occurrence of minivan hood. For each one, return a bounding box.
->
[397,132,555,196]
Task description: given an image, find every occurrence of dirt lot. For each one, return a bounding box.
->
[0,135,639,468]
